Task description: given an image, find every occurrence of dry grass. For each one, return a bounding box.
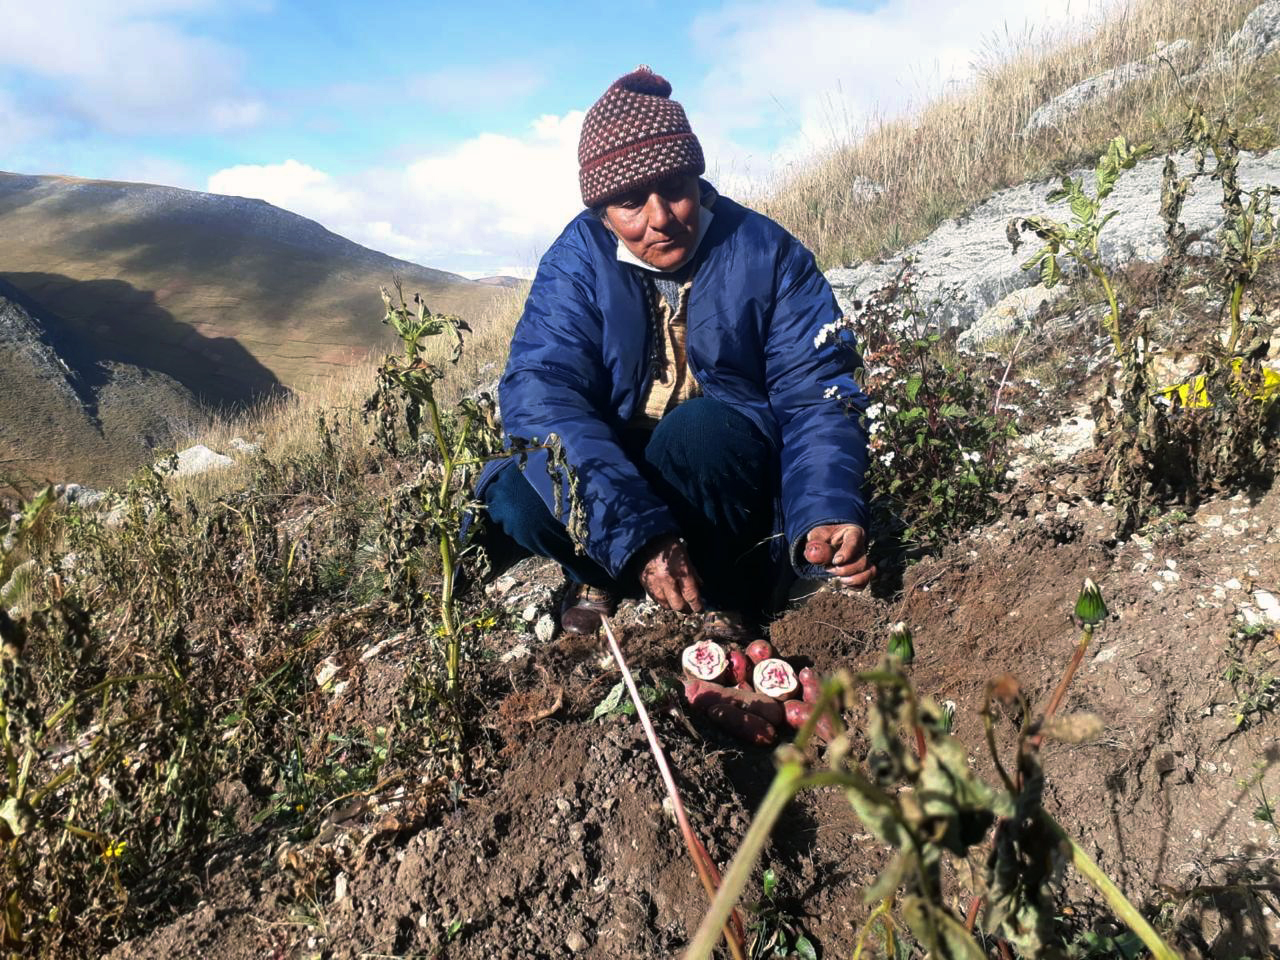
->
[753,0,1265,268]
[178,284,527,501]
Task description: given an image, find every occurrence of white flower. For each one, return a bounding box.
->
[962,451,982,463]
[823,385,842,399]
[866,402,884,418]
[880,450,896,466]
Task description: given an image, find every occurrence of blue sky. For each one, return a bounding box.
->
[0,0,1109,276]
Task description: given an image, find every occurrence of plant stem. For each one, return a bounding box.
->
[1041,624,1094,724]
[684,761,805,960]
[1092,262,1126,358]
[1227,280,1245,355]
[1040,811,1181,960]
[600,617,746,960]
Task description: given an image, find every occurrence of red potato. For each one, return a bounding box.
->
[797,667,820,704]
[684,678,785,727]
[753,658,799,701]
[681,640,728,683]
[745,639,775,665]
[804,540,834,565]
[727,648,752,686]
[702,702,778,746]
[784,700,836,743]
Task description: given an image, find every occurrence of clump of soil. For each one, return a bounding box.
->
[110,478,1280,959]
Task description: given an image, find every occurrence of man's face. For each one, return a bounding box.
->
[604,174,701,271]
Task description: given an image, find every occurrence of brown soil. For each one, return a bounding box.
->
[109,475,1280,959]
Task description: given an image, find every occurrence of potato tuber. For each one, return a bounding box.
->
[803,540,834,565]
[745,639,775,665]
[783,700,835,743]
[727,648,751,687]
[681,640,728,683]
[797,667,820,704]
[752,658,799,700]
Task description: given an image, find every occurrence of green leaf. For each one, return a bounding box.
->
[591,681,626,721]
[762,867,777,901]
[794,935,818,960]
[905,374,923,403]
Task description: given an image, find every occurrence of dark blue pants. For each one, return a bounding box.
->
[480,397,776,616]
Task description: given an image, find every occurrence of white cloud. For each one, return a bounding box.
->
[689,0,1117,175]
[206,111,584,276]
[0,0,265,134]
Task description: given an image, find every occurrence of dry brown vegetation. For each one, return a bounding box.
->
[753,0,1271,268]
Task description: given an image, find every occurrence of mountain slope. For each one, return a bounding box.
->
[0,172,502,402]
[0,172,506,484]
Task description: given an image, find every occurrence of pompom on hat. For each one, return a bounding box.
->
[578,65,705,208]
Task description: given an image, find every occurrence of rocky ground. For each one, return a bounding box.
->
[103,446,1280,958]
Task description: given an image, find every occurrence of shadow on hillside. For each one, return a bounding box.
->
[0,272,284,411]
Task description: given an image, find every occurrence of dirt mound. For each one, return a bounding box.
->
[110,478,1280,959]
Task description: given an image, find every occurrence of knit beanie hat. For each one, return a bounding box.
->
[578,66,705,208]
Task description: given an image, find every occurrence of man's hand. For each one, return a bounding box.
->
[637,534,704,613]
[804,524,875,588]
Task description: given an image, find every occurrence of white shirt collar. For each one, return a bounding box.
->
[614,206,715,273]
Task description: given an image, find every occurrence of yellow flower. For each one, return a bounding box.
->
[102,840,127,860]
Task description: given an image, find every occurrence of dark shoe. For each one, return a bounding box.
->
[698,610,753,645]
[559,584,616,636]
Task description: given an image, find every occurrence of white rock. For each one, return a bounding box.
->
[534,613,556,643]
[958,284,1065,350]
[500,642,531,664]
[314,656,341,688]
[333,872,348,902]
[824,149,1280,336]
[1025,39,1193,134]
[162,444,234,478]
[1253,590,1280,624]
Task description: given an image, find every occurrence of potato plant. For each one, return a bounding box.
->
[364,283,579,696]
[686,582,1180,960]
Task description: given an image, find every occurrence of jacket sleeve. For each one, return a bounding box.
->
[763,235,871,577]
[498,237,679,580]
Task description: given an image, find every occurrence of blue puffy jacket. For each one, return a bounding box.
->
[475,184,870,582]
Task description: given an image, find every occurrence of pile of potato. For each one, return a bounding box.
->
[681,639,832,745]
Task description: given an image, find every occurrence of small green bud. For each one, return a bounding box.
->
[939,700,957,735]
[887,621,914,665]
[1074,578,1108,626]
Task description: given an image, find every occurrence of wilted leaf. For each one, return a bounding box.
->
[902,897,986,960]
[591,681,626,721]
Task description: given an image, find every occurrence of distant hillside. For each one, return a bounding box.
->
[0,285,204,485]
[0,171,504,484]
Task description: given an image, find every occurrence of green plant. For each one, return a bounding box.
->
[746,869,816,960]
[1008,136,1152,357]
[1221,623,1279,731]
[887,621,914,665]
[823,262,1016,551]
[686,582,1180,960]
[364,283,576,696]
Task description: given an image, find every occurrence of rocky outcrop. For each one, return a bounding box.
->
[1024,39,1193,135]
[824,150,1280,335]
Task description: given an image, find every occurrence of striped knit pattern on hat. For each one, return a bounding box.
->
[578,66,705,208]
